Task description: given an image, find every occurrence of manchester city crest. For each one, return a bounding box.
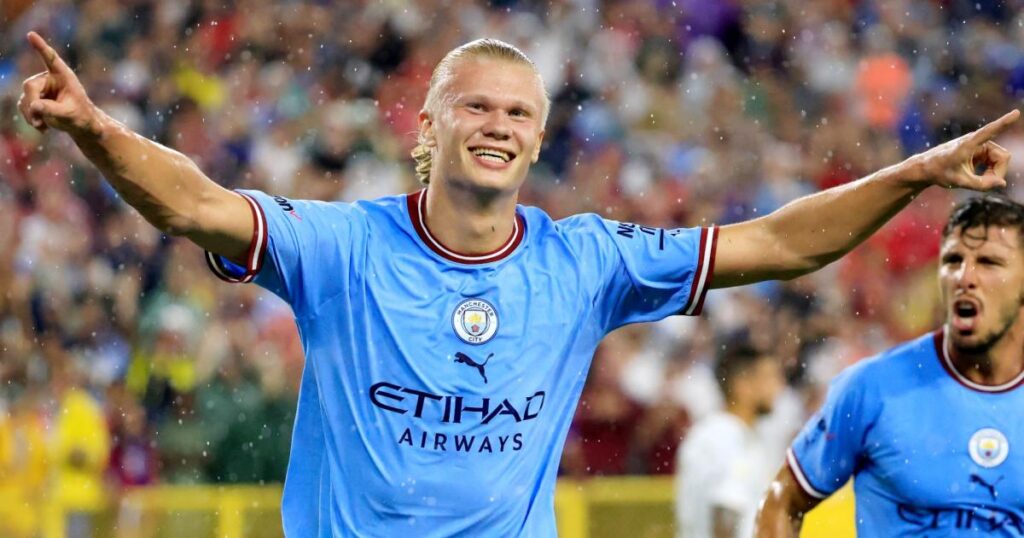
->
[969,428,1009,468]
[452,299,498,345]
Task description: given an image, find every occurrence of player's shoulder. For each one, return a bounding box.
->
[681,412,746,461]
[349,192,408,219]
[522,210,641,269]
[549,211,641,238]
[239,188,406,224]
[551,211,605,230]
[535,211,616,247]
[835,331,941,393]
[514,207,596,244]
[686,412,746,446]
[515,206,595,233]
[548,211,704,246]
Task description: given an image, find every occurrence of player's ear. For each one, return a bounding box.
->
[531,129,545,163]
[418,110,436,148]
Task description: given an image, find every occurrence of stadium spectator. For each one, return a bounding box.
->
[563,332,646,477]
[106,390,158,489]
[153,390,208,485]
[0,387,48,538]
[50,360,111,538]
[676,342,785,538]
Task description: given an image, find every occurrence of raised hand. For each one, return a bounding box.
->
[17,31,102,136]
[905,109,1020,191]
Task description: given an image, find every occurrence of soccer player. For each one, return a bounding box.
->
[17,30,1018,536]
[756,195,1024,536]
[676,343,785,538]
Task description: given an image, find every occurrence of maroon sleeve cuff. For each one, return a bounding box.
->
[681,225,718,316]
[205,192,267,283]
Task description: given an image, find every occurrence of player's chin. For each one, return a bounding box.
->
[949,331,974,348]
[949,330,994,353]
[465,169,525,192]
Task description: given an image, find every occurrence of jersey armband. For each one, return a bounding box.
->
[205,192,267,283]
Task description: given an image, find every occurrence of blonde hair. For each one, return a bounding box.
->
[411,38,549,184]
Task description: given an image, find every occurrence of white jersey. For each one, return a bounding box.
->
[676,412,775,538]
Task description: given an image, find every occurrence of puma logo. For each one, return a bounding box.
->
[970,474,1004,500]
[454,352,493,384]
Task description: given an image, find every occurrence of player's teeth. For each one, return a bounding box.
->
[472,149,509,162]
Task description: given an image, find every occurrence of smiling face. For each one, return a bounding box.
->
[418,56,546,193]
[939,225,1024,352]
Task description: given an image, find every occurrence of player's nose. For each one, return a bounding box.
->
[953,260,979,288]
[481,111,512,140]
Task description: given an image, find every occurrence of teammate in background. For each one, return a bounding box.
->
[757,195,1024,536]
[676,343,785,538]
[17,29,1018,536]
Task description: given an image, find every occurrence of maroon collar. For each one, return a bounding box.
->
[406,189,525,265]
[932,329,1024,393]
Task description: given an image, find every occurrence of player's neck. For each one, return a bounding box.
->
[947,323,1024,386]
[423,181,519,255]
[726,400,757,427]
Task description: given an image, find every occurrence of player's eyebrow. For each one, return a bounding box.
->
[460,94,538,115]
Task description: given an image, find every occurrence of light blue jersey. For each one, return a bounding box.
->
[206,189,717,537]
[789,331,1024,536]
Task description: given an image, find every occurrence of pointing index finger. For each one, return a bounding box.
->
[970,109,1021,145]
[26,31,70,76]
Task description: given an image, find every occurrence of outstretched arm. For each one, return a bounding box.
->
[755,465,821,537]
[711,110,1019,288]
[17,32,251,261]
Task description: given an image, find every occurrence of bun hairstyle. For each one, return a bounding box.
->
[412,39,549,184]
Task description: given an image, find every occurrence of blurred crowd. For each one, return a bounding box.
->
[2,0,1024,535]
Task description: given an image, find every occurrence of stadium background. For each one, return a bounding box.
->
[1,0,1023,536]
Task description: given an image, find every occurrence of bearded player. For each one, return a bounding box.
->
[758,195,1024,536]
[18,31,1018,536]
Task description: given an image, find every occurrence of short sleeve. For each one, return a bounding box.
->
[581,216,717,331]
[787,363,881,499]
[205,189,363,314]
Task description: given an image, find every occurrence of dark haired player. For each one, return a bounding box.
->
[759,195,1024,536]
